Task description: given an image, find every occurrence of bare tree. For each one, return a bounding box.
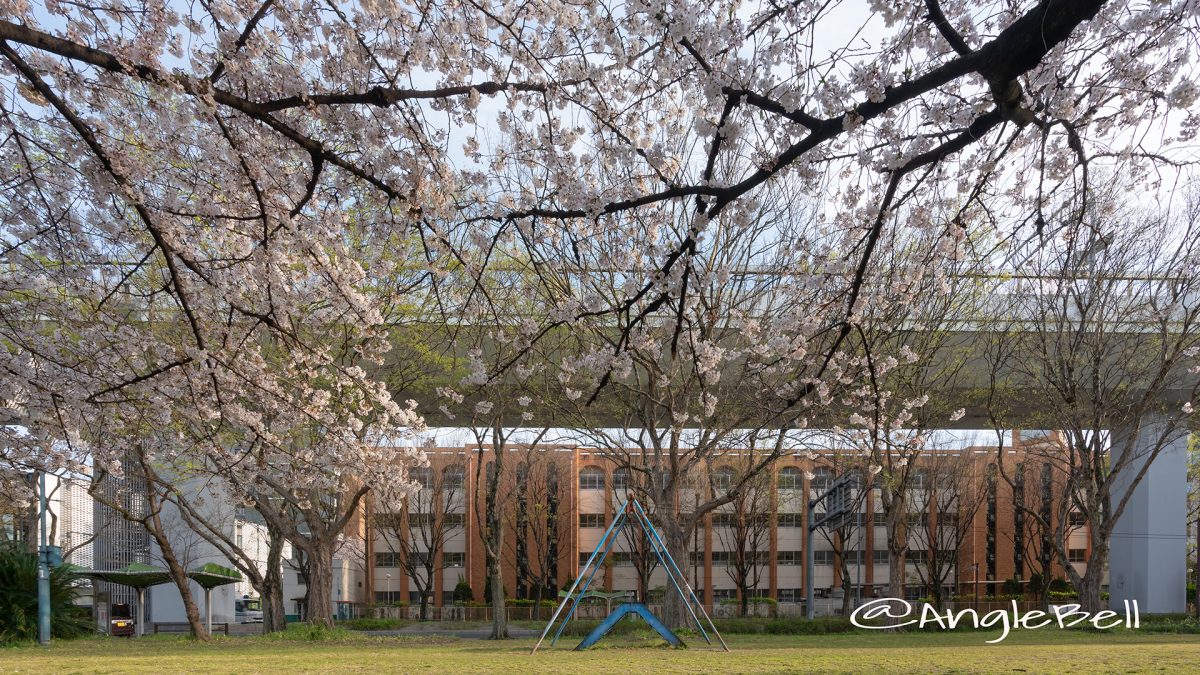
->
[983,199,1200,611]
[507,448,568,619]
[710,458,772,616]
[908,452,987,608]
[376,462,465,620]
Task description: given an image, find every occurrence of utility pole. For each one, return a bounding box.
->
[973,562,980,610]
[37,471,51,646]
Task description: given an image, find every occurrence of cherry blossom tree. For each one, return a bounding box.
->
[3,1,1200,631]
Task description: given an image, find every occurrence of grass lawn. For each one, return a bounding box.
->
[4,629,1199,674]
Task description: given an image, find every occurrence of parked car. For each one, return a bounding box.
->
[110,603,135,637]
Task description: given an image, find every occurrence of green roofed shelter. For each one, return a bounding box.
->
[79,562,242,636]
[188,563,242,634]
[78,563,172,637]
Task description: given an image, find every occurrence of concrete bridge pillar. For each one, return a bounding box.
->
[1109,413,1189,614]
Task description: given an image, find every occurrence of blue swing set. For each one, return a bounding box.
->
[530,498,729,653]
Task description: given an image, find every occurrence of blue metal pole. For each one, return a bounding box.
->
[630,500,727,650]
[551,510,626,646]
[532,499,628,653]
[37,471,51,646]
[628,501,709,639]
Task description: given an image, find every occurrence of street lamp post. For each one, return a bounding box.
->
[973,563,980,610]
[37,471,51,646]
[385,574,392,618]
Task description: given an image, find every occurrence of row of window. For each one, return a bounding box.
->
[576,511,962,529]
[375,590,460,605]
[576,467,933,492]
[374,588,788,605]
[376,513,466,529]
[375,551,465,568]
[407,466,467,490]
[575,549,961,567]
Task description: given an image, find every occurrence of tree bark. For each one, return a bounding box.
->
[304,540,335,628]
[661,523,691,630]
[262,526,288,633]
[1074,542,1107,613]
[488,551,508,639]
[145,495,208,640]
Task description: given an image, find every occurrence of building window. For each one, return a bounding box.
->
[712,589,736,601]
[1068,548,1087,563]
[777,550,802,566]
[580,513,606,528]
[443,466,466,490]
[711,467,735,493]
[443,513,465,529]
[611,552,634,566]
[375,552,399,568]
[410,467,433,489]
[375,591,402,604]
[872,550,889,565]
[710,551,732,566]
[777,513,802,528]
[778,467,802,490]
[376,512,404,528]
[711,513,734,528]
[580,467,605,490]
[612,469,629,490]
[906,549,927,564]
[1069,512,1086,528]
[443,552,465,568]
[813,550,835,565]
[811,468,833,492]
[777,588,802,603]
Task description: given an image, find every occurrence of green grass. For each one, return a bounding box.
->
[4,629,1200,673]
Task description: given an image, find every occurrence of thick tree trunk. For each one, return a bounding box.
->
[420,590,431,621]
[159,544,208,640]
[488,553,509,639]
[261,572,288,633]
[305,541,335,628]
[262,525,288,633]
[1075,543,1107,613]
[662,524,691,630]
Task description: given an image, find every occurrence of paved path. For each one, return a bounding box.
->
[363,626,539,639]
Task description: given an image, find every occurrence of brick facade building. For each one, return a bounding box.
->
[356,431,1094,613]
